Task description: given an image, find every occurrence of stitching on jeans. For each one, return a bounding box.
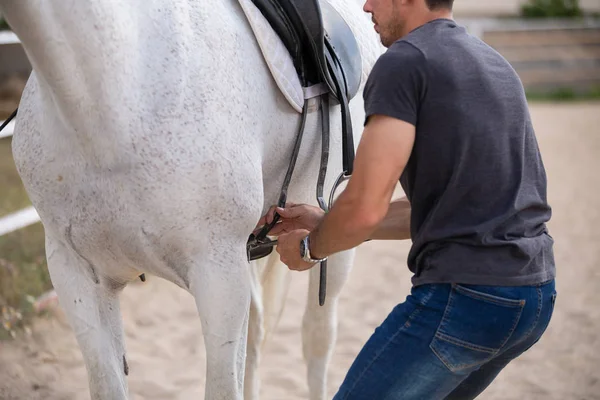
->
[432,341,495,373]
[429,287,526,372]
[454,284,525,307]
[341,285,438,400]
[433,285,456,345]
[522,289,556,349]
[429,287,462,372]
[533,279,554,287]
[523,286,543,340]
[434,332,496,353]
[497,300,525,350]
[430,342,461,372]
[442,285,526,348]
[435,303,524,371]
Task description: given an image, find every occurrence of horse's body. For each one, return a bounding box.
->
[0,0,380,398]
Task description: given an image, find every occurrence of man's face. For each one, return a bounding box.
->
[363,0,409,47]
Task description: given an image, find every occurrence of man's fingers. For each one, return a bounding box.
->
[276,206,304,218]
[256,213,270,228]
[257,203,308,233]
[254,221,286,236]
[264,202,303,224]
[266,205,280,224]
[269,224,284,236]
[269,222,294,236]
[266,207,275,224]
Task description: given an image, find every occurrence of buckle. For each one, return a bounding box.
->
[247,234,278,262]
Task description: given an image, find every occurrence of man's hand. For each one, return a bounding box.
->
[255,203,325,236]
[276,229,318,271]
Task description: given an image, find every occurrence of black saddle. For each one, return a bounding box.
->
[251,0,362,101]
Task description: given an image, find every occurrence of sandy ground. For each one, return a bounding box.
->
[0,102,599,400]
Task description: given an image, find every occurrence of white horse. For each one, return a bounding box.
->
[0,0,380,398]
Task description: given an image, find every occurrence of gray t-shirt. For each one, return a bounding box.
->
[364,19,555,287]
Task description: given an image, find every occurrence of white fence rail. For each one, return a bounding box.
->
[0,31,20,45]
[0,119,14,139]
[0,206,40,236]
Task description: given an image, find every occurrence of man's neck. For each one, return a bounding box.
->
[402,9,453,37]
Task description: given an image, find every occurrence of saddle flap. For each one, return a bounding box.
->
[241,0,364,111]
[321,1,363,100]
[239,0,305,112]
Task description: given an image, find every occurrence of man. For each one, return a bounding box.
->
[257,0,556,398]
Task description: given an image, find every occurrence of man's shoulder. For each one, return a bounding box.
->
[399,19,472,58]
[373,40,427,72]
[376,20,459,67]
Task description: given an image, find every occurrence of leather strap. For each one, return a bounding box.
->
[252,97,311,244]
[316,95,330,307]
[316,95,330,212]
[326,41,355,175]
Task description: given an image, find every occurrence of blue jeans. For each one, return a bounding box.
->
[333,280,556,400]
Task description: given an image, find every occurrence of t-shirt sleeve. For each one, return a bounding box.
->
[363,41,427,127]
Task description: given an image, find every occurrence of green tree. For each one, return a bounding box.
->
[521,0,583,18]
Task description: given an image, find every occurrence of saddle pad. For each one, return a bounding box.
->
[239,0,306,113]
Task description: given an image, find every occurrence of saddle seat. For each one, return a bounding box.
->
[240,0,363,111]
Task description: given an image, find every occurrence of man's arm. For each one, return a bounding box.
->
[369,196,411,240]
[255,196,410,239]
[308,115,415,259]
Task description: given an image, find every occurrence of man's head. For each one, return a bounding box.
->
[363,0,454,47]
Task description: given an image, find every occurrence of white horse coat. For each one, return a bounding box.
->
[0,0,381,398]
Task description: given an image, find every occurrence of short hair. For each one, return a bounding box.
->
[425,0,454,10]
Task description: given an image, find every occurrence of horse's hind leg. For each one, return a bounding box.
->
[45,235,129,400]
[244,258,266,400]
[303,251,355,400]
[190,238,252,400]
[245,255,292,400]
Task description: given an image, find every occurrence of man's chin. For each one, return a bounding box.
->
[380,32,403,48]
[380,37,393,48]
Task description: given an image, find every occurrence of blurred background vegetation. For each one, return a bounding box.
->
[0,16,9,30]
[521,0,584,18]
[0,140,51,340]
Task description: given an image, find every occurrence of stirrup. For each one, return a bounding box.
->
[328,171,351,209]
[247,234,278,261]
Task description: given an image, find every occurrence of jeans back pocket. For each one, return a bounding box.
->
[430,284,525,373]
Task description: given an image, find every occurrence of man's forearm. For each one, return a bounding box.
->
[308,194,411,258]
[369,197,411,240]
[308,191,384,259]
[309,195,411,257]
